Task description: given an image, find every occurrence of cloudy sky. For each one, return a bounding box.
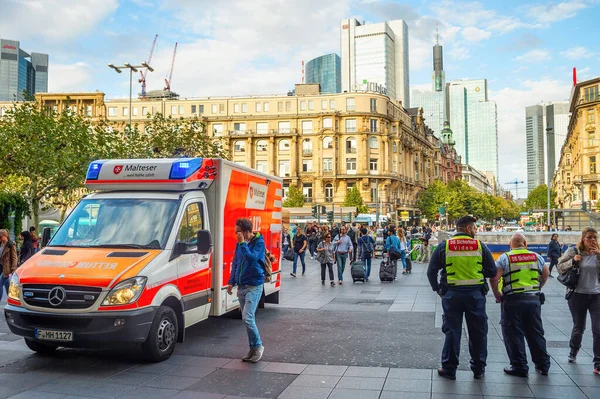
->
[1,0,598,196]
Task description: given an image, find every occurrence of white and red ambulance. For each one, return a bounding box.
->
[4,158,283,361]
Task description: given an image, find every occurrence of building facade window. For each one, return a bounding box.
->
[370,119,378,132]
[321,100,327,110]
[278,121,290,133]
[584,85,599,102]
[346,137,357,153]
[171,105,176,115]
[278,161,290,177]
[346,182,355,192]
[393,160,397,172]
[142,106,148,115]
[370,98,377,112]
[212,104,218,113]
[302,120,313,133]
[588,109,595,124]
[325,183,334,202]
[323,158,333,172]
[199,105,204,113]
[233,122,246,133]
[179,105,184,115]
[256,102,262,112]
[213,124,223,136]
[591,184,598,201]
[241,103,247,113]
[286,101,291,111]
[323,136,333,149]
[330,99,335,109]
[323,117,333,129]
[345,119,357,132]
[256,161,267,173]
[303,183,313,202]
[86,105,92,116]
[369,137,379,149]
[346,97,355,111]
[369,159,378,172]
[263,102,269,111]
[108,107,117,116]
[346,158,357,172]
[302,160,313,172]
[234,103,240,113]
[123,107,129,116]
[308,100,314,110]
[132,107,138,116]
[590,156,597,174]
[278,102,283,112]
[392,141,397,153]
[278,139,290,151]
[589,133,596,147]
[256,140,268,152]
[300,101,307,111]
[302,139,312,155]
[256,122,268,134]
[567,172,571,184]
[234,141,246,152]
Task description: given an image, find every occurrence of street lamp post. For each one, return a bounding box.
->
[546,126,553,229]
[108,62,154,133]
[445,201,449,230]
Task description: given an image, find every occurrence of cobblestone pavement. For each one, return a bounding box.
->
[0,257,598,398]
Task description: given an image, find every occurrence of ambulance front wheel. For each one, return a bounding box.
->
[24,338,58,354]
[142,306,178,362]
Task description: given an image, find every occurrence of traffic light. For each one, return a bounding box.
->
[327,211,334,223]
[312,205,319,218]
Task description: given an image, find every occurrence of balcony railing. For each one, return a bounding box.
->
[346,106,356,111]
[304,197,313,203]
[346,147,357,153]
[303,149,313,156]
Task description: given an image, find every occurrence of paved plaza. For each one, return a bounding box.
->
[0,257,599,398]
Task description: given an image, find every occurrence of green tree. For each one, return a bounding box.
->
[343,186,369,213]
[0,100,121,227]
[416,180,447,219]
[523,184,557,211]
[282,185,305,207]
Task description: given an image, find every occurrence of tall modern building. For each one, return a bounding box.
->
[526,101,570,193]
[446,78,499,179]
[305,54,341,94]
[340,18,410,107]
[0,38,48,101]
[412,29,446,136]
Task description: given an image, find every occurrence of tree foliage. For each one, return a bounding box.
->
[282,185,305,207]
[417,180,520,222]
[523,184,557,211]
[343,186,369,213]
[0,192,30,238]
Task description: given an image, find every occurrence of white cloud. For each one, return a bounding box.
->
[461,26,491,42]
[514,49,551,63]
[131,0,154,7]
[527,1,589,24]
[448,44,471,60]
[561,46,596,59]
[49,63,93,92]
[0,0,119,41]
[490,79,572,191]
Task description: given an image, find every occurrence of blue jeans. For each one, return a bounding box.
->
[400,250,407,271]
[361,254,372,279]
[237,284,263,350]
[441,289,488,373]
[0,274,10,302]
[293,251,306,274]
[336,253,348,281]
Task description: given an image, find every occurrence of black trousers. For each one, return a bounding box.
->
[352,242,358,262]
[549,257,559,274]
[568,293,600,368]
[501,295,550,372]
[321,262,334,281]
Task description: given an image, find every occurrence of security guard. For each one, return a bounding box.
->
[428,215,497,380]
[491,233,550,377]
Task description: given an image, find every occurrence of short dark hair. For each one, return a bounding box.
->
[456,215,477,229]
[361,227,368,235]
[29,226,36,232]
[235,218,253,233]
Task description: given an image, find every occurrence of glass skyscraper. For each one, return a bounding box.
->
[0,38,48,101]
[446,79,499,179]
[305,54,341,94]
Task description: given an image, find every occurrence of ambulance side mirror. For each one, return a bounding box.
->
[41,227,52,248]
[197,230,213,255]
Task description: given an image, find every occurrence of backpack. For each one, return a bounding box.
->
[262,249,276,283]
[361,236,374,254]
[347,228,356,242]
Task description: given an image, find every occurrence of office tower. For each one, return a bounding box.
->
[0,38,49,101]
[526,101,570,193]
[446,78,499,179]
[340,18,410,106]
[305,54,341,94]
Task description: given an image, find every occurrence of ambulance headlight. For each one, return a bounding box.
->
[8,273,20,301]
[102,277,147,306]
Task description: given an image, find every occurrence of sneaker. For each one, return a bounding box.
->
[290,273,296,277]
[310,256,314,260]
[251,345,264,363]
[437,368,456,380]
[339,280,343,285]
[242,349,254,362]
[330,281,335,286]
[402,271,407,275]
[473,371,485,379]
[321,280,325,285]
[549,275,554,278]
[568,349,579,363]
[594,368,600,375]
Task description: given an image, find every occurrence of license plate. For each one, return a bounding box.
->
[35,329,73,342]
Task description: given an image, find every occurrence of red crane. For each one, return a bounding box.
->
[139,34,158,98]
[164,42,177,92]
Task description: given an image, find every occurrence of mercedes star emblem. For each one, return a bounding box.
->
[48,287,66,307]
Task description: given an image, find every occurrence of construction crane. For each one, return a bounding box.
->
[164,42,177,92]
[505,179,525,200]
[139,34,158,98]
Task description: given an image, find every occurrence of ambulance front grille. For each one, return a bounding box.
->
[22,285,103,309]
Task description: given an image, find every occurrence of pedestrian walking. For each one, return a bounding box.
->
[385,227,401,278]
[291,227,307,277]
[227,219,266,363]
[418,227,431,263]
[348,223,358,262]
[557,227,600,374]
[18,231,34,266]
[282,229,291,257]
[491,233,551,377]
[29,226,39,252]
[0,229,18,302]
[427,216,498,380]
[358,227,375,281]
[307,224,318,259]
[547,233,561,278]
[398,229,408,274]
[334,226,353,285]
[316,233,336,286]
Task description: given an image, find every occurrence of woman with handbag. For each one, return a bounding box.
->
[316,233,336,286]
[557,227,600,373]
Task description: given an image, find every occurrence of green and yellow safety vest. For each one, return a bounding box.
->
[502,248,540,295]
[445,235,484,286]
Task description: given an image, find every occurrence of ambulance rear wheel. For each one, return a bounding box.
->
[24,338,58,354]
[142,306,178,362]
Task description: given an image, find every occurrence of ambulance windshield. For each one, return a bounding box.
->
[49,198,179,249]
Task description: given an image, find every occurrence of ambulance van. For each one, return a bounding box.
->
[4,158,283,361]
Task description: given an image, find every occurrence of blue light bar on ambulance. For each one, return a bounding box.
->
[86,160,106,180]
[169,158,203,180]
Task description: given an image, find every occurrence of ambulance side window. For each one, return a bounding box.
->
[178,203,204,244]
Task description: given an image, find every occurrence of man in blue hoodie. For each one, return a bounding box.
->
[227,218,266,363]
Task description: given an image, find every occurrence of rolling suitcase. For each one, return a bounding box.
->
[379,260,396,282]
[351,261,366,283]
[405,256,412,273]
